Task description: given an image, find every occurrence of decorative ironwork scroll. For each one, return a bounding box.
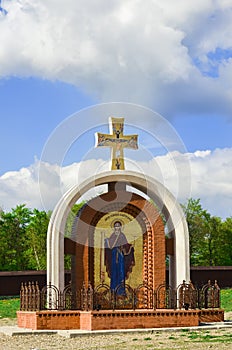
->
[19,280,222,312]
[177,280,198,310]
[134,284,154,309]
[114,283,134,310]
[200,280,220,309]
[41,283,60,310]
[156,284,176,309]
[94,283,112,310]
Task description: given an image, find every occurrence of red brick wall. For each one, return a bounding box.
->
[17,309,203,330]
[17,311,81,330]
[17,309,224,330]
[89,310,200,330]
[199,309,224,323]
[17,311,37,329]
[79,311,92,331]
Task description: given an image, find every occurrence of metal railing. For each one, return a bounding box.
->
[20,280,221,312]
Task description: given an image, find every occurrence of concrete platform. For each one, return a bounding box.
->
[1,321,232,338]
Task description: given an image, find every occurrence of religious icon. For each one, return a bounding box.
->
[104,220,135,294]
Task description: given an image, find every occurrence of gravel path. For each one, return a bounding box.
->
[1,328,232,350]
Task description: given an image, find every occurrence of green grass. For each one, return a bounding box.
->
[221,288,232,312]
[187,331,232,343]
[0,297,20,319]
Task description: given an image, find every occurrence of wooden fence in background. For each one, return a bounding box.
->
[0,267,231,296]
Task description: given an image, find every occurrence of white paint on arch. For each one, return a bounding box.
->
[47,170,190,291]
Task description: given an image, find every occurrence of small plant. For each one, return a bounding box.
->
[188,332,199,338]
[181,328,190,332]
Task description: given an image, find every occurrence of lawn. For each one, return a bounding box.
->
[0,297,20,319]
[220,288,232,312]
[0,289,231,319]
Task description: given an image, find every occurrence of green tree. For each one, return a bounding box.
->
[0,204,32,270]
[64,201,86,238]
[24,209,51,270]
[220,217,232,265]
[181,198,232,266]
[198,214,223,266]
[181,198,208,265]
[0,202,86,272]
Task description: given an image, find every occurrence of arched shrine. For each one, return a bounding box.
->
[47,117,190,293]
[17,117,224,330]
[48,170,190,292]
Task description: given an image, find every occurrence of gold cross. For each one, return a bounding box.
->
[95,117,138,170]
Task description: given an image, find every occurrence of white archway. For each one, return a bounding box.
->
[47,170,190,290]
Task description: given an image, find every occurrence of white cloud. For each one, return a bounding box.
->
[0,0,232,117]
[0,148,231,219]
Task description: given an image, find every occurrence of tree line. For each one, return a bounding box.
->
[0,199,231,271]
[181,198,232,266]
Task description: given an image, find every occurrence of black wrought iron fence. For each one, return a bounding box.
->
[177,280,198,310]
[20,280,221,312]
[155,283,177,309]
[198,280,220,309]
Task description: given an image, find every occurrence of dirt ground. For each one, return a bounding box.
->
[0,313,231,350]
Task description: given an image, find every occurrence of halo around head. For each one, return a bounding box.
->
[111,219,124,228]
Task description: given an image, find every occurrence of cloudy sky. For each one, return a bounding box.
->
[0,0,232,219]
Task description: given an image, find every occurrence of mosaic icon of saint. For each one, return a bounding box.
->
[104,220,135,294]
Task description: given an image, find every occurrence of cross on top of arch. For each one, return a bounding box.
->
[95,117,138,170]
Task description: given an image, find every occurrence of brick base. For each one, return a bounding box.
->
[199,309,224,323]
[17,309,224,330]
[17,311,81,330]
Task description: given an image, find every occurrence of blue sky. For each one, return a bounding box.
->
[0,0,232,218]
[1,77,232,175]
[0,77,96,174]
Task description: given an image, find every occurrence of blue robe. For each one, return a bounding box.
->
[105,231,135,294]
